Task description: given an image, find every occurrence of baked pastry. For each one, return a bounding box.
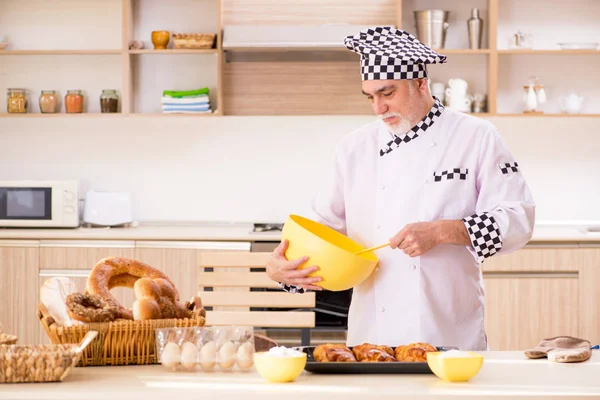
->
[132,277,204,321]
[352,343,396,362]
[86,257,181,320]
[313,344,356,362]
[394,342,437,362]
[65,293,119,323]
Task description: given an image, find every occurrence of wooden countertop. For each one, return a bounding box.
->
[0,222,598,243]
[1,352,599,399]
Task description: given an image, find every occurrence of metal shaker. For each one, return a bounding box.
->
[468,8,483,49]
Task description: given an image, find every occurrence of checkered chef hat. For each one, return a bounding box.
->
[344,26,447,81]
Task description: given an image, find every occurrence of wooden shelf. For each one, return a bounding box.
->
[0,50,122,55]
[0,113,124,117]
[129,111,220,116]
[498,49,600,55]
[0,112,220,117]
[434,49,492,54]
[495,113,600,117]
[129,49,218,55]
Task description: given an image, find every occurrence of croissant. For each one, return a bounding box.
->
[313,344,357,362]
[394,342,437,362]
[352,343,396,362]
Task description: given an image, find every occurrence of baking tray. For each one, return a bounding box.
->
[297,346,457,374]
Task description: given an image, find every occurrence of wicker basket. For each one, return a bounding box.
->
[0,343,81,383]
[37,303,205,366]
[173,33,216,49]
[0,333,17,345]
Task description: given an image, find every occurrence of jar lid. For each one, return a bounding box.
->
[41,90,56,94]
[67,90,82,94]
[7,88,27,92]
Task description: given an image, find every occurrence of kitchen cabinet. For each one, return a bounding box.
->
[3,0,599,117]
[0,241,40,345]
[482,246,583,350]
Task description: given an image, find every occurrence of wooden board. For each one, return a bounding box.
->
[222,0,396,25]
[223,61,373,115]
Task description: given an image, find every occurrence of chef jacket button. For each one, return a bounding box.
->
[431,142,436,147]
[380,307,385,312]
[377,225,381,229]
[381,185,385,190]
[411,264,417,270]
[424,178,429,184]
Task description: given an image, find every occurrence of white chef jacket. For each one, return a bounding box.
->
[282,100,535,351]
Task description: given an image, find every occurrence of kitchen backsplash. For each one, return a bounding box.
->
[1,115,599,223]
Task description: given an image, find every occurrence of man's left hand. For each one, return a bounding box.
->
[389,221,441,257]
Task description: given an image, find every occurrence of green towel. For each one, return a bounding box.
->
[162,88,209,98]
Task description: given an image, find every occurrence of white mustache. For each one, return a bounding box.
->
[379,112,400,120]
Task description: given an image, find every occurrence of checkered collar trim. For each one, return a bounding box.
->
[379,97,445,157]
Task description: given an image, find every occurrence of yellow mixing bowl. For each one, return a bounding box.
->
[426,352,484,382]
[281,214,379,291]
[253,352,307,383]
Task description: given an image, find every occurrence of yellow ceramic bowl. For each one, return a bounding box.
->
[281,215,379,291]
[426,352,484,382]
[253,352,307,383]
[151,30,170,49]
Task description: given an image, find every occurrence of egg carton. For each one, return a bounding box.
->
[155,326,255,372]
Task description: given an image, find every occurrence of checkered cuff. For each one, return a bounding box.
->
[462,213,503,263]
[278,282,306,294]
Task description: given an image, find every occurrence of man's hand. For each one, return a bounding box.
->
[266,239,323,291]
[389,220,471,257]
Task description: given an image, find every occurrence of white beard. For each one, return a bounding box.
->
[380,112,414,136]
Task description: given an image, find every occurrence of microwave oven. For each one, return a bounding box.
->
[0,180,79,228]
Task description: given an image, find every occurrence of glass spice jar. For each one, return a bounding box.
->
[100,89,119,113]
[65,90,83,113]
[7,88,28,113]
[39,90,58,113]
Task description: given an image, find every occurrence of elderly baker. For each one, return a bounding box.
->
[266,27,535,351]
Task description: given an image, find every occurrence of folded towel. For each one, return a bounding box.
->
[525,336,592,363]
[162,104,210,111]
[162,102,210,108]
[161,95,209,104]
[162,109,212,114]
[162,88,209,98]
[161,98,209,106]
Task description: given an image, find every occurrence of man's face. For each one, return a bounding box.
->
[361,79,422,135]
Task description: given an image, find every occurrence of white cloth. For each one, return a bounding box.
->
[308,109,535,351]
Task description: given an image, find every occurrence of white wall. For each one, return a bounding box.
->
[1,115,599,224]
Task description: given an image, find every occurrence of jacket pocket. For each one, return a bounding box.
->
[429,168,469,219]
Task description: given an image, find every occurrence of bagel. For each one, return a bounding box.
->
[65,293,119,323]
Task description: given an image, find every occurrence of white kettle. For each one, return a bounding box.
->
[83,191,133,227]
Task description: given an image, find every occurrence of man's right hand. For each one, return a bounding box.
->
[266,239,322,291]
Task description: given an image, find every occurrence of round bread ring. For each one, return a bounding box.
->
[66,293,119,323]
[86,257,180,320]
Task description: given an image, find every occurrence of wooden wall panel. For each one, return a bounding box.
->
[224,60,374,115]
[222,0,396,25]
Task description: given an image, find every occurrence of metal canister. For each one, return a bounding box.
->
[413,10,450,49]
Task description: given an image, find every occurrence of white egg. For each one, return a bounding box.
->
[180,342,198,370]
[218,340,237,369]
[161,342,181,368]
[199,340,217,370]
[236,342,254,370]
